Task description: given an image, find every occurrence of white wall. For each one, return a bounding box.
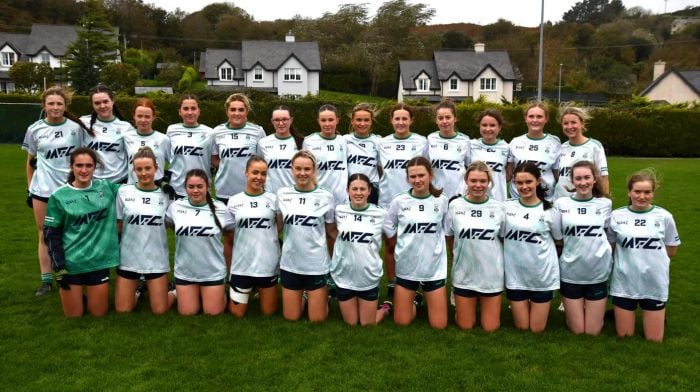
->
[276,57,311,96]
[644,73,700,104]
[245,66,274,89]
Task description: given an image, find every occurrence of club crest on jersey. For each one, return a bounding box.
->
[434,204,439,212]
[314,199,320,207]
[538,214,545,222]
[596,209,602,215]
[489,211,495,218]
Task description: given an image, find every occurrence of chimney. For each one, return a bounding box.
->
[653,60,666,81]
[285,30,295,43]
[474,43,485,53]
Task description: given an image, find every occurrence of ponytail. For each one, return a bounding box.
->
[206,191,223,231]
[513,162,552,210]
[87,84,123,136]
[273,105,303,150]
[184,168,222,230]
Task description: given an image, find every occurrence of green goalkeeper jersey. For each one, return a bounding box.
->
[44,180,120,274]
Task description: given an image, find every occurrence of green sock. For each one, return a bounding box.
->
[41,273,52,283]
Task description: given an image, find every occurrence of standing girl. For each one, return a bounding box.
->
[166,169,231,315]
[428,100,470,199]
[257,105,303,194]
[212,93,266,203]
[447,161,505,331]
[552,161,612,335]
[166,95,215,198]
[43,148,120,316]
[23,87,91,296]
[116,147,173,314]
[507,102,560,201]
[383,157,449,329]
[123,98,171,185]
[378,104,428,296]
[302,104,348,204]
[344,104,381,205]
[469,109,510,201]
[276,151,337,322]
[81,85,132,183]
[223,156,280,317]
[331,173,391,326]
[609,169,680,342]
[503,162,559,332]
[553,106,609,199]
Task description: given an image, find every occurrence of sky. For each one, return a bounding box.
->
[148,0,699,27]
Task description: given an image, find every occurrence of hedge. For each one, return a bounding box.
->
[2,93,698,157]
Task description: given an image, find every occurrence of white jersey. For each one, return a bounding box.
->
[331,203,386,291]
[551,196,612,284]
[257,134,298,194]
[223,191,280,277]
[447,197,505,293]
[212,122,266,199]
[428,131,470,199]
[344,133,381,185]
[22,119,83,198]
[166,198,230,282]
[553,138,608,199]
[166,123,215,197]
[508,133,561,201]
[303,133,348,204]
[123,130,171,184]
[80,115,132,182]
[609,206,680,302]
[377,133,428,209]
[277,186,335,275]
[469,138,510,201]
[503,200,559,291]
[116,185,170,274]
[384,191,449,281]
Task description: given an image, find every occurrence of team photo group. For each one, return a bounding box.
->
[22,84,680,342]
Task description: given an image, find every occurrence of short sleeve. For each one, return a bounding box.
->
[222,203,236,231]
[165,203,174,226]
[444,206,454,237]
[161,136,172,164]
[116,191,125,220]
[324,193,336,224]
[664,213,681,246]
[596,145,609,176]
[383,199,399,238]
[550,201,563,241]
[22,127,37,155]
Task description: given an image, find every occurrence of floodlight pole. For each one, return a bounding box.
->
[537,0,545,101]
[558,63,563,103]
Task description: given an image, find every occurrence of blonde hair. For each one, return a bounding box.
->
[224,93,251,112]
[559,104,591,132]
[291,150,319,186]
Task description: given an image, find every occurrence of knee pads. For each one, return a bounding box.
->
[230,286,253,304]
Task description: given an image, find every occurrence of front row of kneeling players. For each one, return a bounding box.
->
[43,147,679,341]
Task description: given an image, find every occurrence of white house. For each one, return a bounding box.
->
[199,32,320,97]
[640,61,700,104]
[398,43,517,103]
[0,24,80,93]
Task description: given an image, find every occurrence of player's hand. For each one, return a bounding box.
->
[26,189,33,209]
[54,268,70,290]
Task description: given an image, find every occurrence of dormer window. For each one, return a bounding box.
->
[449,78,459,91]
[254,66,263,82]
[220,66,233,81]
[1,52,16,67]
[417,77,430,92]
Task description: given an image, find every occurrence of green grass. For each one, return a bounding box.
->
[1,144,699,390]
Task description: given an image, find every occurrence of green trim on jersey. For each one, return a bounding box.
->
[392,133,412,140]
[182,123,200,128]
[135,129,155,137]
[135,184,160,192]
[464,196,490,205]
[568,137,590,147]
[408,189,432,199]
[351,132,373,139]
[627,205,655,214]
[350,204,370,212]
[436,131,461,140]
[525,133,549,141]
[293,185,318,193]
[226,122,248,130]
[479,138,502,146]
[96,116,117,123]
[319,132,337,140]
[43,118,67,126]
[274,134,293,140]
[243,190,265,197]
[518,199,542,208]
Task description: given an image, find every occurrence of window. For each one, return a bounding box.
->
[40,53,50,64]
[1,52,16,67]
[254,67,263,82]
[449,78,458,91]
[417,78,430,92]
[220,67,233,81]
[283,68,302,81]
[480,77,497,91]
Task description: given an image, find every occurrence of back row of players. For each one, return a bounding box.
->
[24,86,679,341]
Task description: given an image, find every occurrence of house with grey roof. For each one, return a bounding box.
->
[640,61,700,105]
[199,32,320,97]
[0,24,79,93]
[398,43,517,103]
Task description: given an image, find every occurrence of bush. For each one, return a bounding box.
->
[99,63,140,95]
[2,93,699,157]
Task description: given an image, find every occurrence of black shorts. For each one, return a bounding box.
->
[63,268,110,286]
[116,268,167,281]
[506,289,554,303]
[230,274,278,290]
[612,296,666,311]
[216,196,229,205]
[30,193,50,203]
[174,277,225,286]
[453,287,502,298]
[560,281,607,301]
[395,276,445,292]
[279,269,326,291]
[336,285,379,302]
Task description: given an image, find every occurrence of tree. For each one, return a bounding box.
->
[563,0,626,26]
[8,61,55,92]
[122,48,155,78]
[99,63,139,94]
[65,0,120,93]
[441,31,473,49]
